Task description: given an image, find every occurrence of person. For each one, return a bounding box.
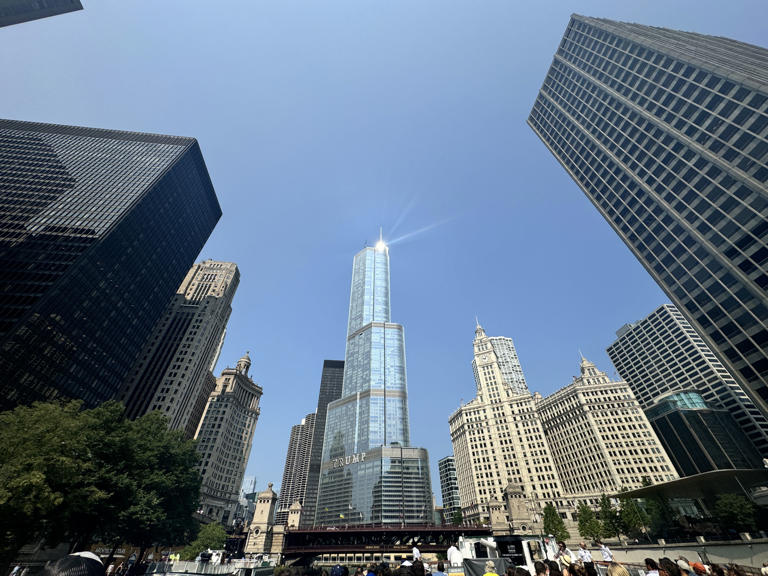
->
[515,568,531,576]
[548,561,562,576]
[483,561,499,576]
[534,561,548,576]
[10,567,21,576]
[595,541,613,563]
[762,563,768,576]
[646,559,661,576]
[577,543,596,576]
[606,564,630,576]
[727,566,746,576]
[433,562,447,576]
[413,546,421,562]
[43,553,105,576]
[691,563,706,576]
[677,559,692,576]
[447,543,462,568]
[570,565,587,576]
[412,561,425,576]
[709,566,725,576]
[397,556,413,576]
[555,541,575,570]
[368,564,378,576]
[659,558,682,576]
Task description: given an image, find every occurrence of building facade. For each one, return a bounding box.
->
[301,359,345,527]
[607,304,768,456]
[646,390,765,476]
[537,358,677,503]
[0,0,81,27]
[244,483,278,556]
[120,260,238,436]
[449,324,568,528]
[275,413,316,525]
[528,15,768,417]
[438,456,461,523]
[195,353,263,525]
[0,119,221,411]
[315,237,432,526]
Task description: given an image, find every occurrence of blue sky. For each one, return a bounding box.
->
[3,0,766,504]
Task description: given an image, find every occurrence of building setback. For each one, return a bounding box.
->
[0,120,221,411]
[645,390,764,476]
[0,0,81,27]
[528,15,768,417]
[120,260,238,436]
[195,353,262,526]
[438,456,461,523]
[536,358,677,503]
[275,413,316,525]
[301,359,344,527]
[607,303,768,456]
[315,236,432,526]
[449,324,568,527]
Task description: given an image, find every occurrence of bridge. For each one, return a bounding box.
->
[281,525,492,565]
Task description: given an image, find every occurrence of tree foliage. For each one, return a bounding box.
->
[618,493,649,539]
[542,503,570,542]
[598,495,622,539]
[576,502,603,542]
[713,493,756,532]
[451,510,463,526]
[180,523,228,561]
[0,401,201,569]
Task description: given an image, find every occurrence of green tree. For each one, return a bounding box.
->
[618,493,649,540]
[713,494,756,532]
[0,401,201,570]
[542,503,570,542]
[576,502,603,542]
[598,494,622,539]
[180,523,228,561]
[0,401,107,570]
[114,410,201,561]
[451,510,463,526]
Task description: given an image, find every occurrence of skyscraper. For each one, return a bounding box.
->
[119,260,239,436]
[275,413,316,525]
[195,353,263,526]
[528,15,768,416]
[0,119,221,411]
[314,237,432,526]
[0,0,82,27]
[438,456,461,523]
[449,323,567,527]
[302,359,345,528]
[645,390,764,476]
[536,358,677,503]
[607,304,768,456]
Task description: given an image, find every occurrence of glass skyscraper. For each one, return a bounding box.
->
[314,239,432,526]
[0,119,221,411]
[0,0,82,27]
[528,15,768,416]
[645,390,764,476]
[302,359,344,528]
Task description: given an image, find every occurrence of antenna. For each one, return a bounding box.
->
[379,226,383,244]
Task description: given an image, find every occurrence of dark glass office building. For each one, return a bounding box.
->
[528,15,768,416]
[0,119,221,411]
[0,0,82,27]
[301,359,344,527]
[646,390,764,476]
